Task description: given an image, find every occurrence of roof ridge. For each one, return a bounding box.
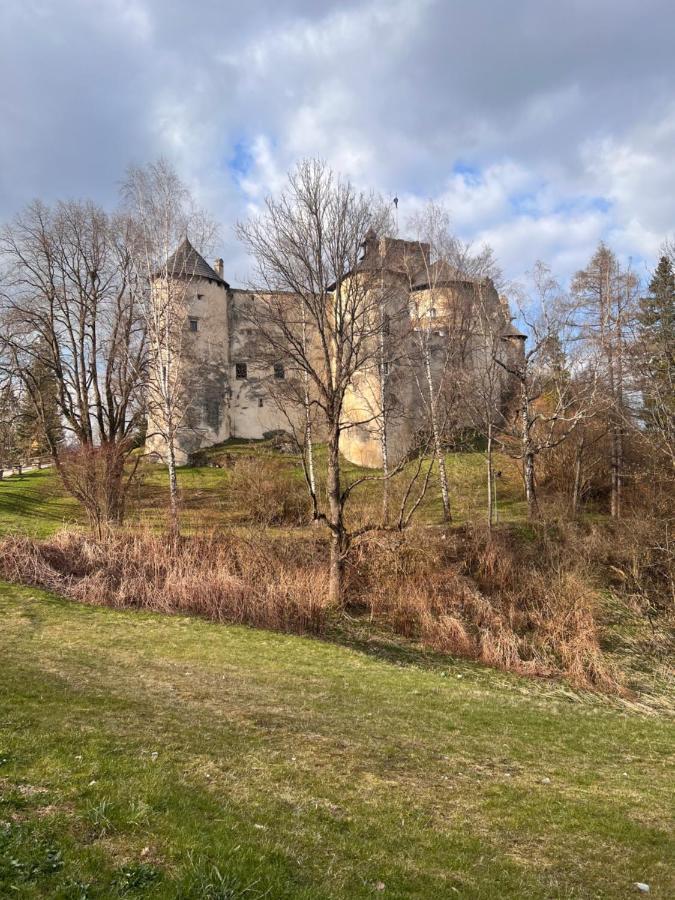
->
[162,237,228,286]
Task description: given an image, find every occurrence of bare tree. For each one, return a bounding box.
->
[572,244,637,518]
[461,285,518,527]
[0,199,146,525]
[237,159,397,604]
[0,369,20,473]
[402,203,500,522]
[121,159,218,537]
[498,263,597,518]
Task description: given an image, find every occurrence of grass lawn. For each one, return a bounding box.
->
[0,441,527,538]
[0,470,83,538]
[1,582,673,899]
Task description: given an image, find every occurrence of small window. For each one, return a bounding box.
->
[429,307,437,319]
[258,397,264,408]
[382,313,390,335]
[380,361,390,376]
[189,317,199,332]
[273,362,285,380]
[235,363,247,380]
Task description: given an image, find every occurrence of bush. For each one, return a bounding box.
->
[228,457,310,526]
[2,512,670,695]
[346,524,627,692]
[0,529,329,635]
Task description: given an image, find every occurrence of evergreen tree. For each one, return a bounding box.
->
[639,255,675,374]
[637,255,675,439]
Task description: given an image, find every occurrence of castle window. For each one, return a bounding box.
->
[428,307,437,319]
[382,313,390,335]
[258,398,264,408]
[380,361,390,376]
[189,317,199,332]
[206,399,220,431]
[235,362,247,380]
[273,362,285,380]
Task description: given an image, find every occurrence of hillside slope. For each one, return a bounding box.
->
[1,583,673,899]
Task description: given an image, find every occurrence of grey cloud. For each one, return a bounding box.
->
[1,0,674,282]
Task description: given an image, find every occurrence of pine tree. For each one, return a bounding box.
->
[639,255,675,378]
[637,255,675,452]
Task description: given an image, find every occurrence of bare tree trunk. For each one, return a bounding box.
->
[166,413,180,538]
[572,435,585,515]
[523,451,536,518]
[304,388,316,498]
[424,349,451,521]
[326,424,346,606]
[521,391,537,519]
[380,420,390,525]
[379,364,390,527]
[486,424,494,529]
[378,274,390,526]
[610,424,622,519]
[301,308,317,509]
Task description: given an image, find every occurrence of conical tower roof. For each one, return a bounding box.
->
[161,237,228,286]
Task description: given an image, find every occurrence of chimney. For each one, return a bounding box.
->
[214,258,224,279]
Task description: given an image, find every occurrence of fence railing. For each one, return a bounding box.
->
[0,456,52,479]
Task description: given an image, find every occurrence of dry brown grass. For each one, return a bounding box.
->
[347,524,627,692]
[1,512,670,695]
[227,456,311,526]
[0,529,329,634]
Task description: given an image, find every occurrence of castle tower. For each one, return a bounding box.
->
[145,238,231,465]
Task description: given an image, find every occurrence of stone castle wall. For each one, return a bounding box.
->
[148,240,523,468]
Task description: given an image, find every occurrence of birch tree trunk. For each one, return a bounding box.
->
[486,424,494,528]
[571,435,585,515]
[521,385,537,519]
[378,302,390,526]
[301,308,317,506]
[424,347,451,521]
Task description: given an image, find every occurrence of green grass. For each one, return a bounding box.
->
[0,441,527,538]
[1,582,673,899]
[0,470,83,538]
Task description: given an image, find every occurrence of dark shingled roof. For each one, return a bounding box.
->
[161,237,228,287]
[501,321,527,339]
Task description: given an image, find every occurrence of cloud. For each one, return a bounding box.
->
[2,0,674,285]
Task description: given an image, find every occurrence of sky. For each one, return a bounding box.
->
[2,0,674,287]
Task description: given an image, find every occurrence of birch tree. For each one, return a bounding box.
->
[461,287,516,527]
[121,159,218,537]
[403,203,499,522]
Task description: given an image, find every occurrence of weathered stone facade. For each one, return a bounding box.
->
[147,237,524,467]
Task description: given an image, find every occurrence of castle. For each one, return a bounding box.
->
[146,235,524,467]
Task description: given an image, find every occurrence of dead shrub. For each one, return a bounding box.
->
[3,509,666,695]
[57,440,143,534]
[346,524,624,692]
[0,529,329,635]
[228,457,310,526]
